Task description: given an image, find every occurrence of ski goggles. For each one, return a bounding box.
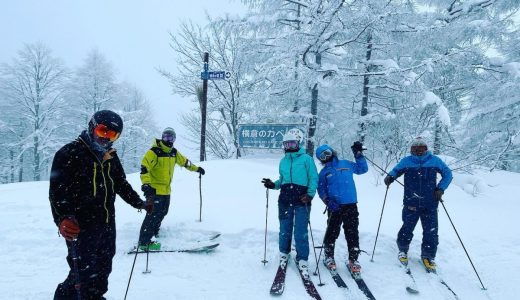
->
[93,124,120,142]
[318,149,333,161]
[283,140,299,150]
[162,133,176,143]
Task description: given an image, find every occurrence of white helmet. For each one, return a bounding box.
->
[282,128,303,151]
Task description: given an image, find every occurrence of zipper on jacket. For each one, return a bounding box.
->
[100,164,109,223]
[290,155,293,183]
[107,162,115,195]
[93,163,97,196]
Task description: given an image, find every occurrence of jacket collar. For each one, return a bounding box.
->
[153,139,173,153]
[410,151,433,164]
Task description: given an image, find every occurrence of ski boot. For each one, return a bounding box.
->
[138,241,161,251]
[279,252,289,268]
[347,259,362,279]
[323,256,337,270]
[398,251,408,266]
[298,260,310,279]
[422,257,437,273]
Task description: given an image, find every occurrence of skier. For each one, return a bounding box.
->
[49,110,152,300]
[261,128,318,278]
[137,127,205,250]
[384,137,453,272]
[315,142,368,275]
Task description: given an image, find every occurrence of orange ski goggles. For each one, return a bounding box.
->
[93,124,120,142]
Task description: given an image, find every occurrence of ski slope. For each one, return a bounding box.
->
[0,157,518,299]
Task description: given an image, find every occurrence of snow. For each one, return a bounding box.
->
[502,62,520,78]
[423,91,442,106]
[1,157,520,299]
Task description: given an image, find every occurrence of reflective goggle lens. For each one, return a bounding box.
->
[94,124,120,142]
[283,140,299,150]
[162,134,176,143]
[319,149,333,161]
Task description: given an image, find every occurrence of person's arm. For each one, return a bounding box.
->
[352,156,368,175]
[175,149,200,172]
[49,148,78,226]
[306,156,319,197]
[111,154,145,209]
[273,159,283,190]
[140,149,156,186]
[317,169,329,201]
[436,157,453,191]
[388,157,409,179]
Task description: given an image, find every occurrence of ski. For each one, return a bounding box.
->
[323,262,348,288]
[127,243,219,254]
[427,270,459,300]
[399,261,419,294]
[295,259,322,300]
[348,268,376,300]
[270,261,288,296]
[196,233,221,242]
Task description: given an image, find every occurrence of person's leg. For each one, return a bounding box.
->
[293,205,311,262]
[396,206,420,254]
[420,207,439,260]
[87,223,116,298]
[154,195,171,236]
[323,210,342,259]
[278,204,294,255]
[342,204,360,261]
[138,195,169,245]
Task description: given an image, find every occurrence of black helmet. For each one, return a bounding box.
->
[88,110,123,148]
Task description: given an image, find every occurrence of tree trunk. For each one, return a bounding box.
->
[307,52,320,156]
[359,32,373,143]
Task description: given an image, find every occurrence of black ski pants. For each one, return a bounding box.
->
[323,203,360,261]
[54,222,115,300]
[138,195,171,245]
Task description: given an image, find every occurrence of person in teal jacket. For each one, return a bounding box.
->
[262,128,318,278]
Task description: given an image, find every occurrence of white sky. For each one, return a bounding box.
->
[0,0,246,157]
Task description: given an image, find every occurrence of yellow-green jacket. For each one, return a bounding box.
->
[140,139,199,195]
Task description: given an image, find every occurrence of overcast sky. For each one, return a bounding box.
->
[0,0,246,157]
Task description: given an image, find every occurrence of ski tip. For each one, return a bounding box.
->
[406,287,419,294]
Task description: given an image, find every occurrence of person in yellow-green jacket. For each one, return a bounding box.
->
[138,127,205,250]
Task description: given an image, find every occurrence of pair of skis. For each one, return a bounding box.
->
[127,233,221,254]
[400,259,459,299]
[270,259,321,300]
[323,262,376,300]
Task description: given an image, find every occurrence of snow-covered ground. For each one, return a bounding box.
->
[1,157,518,299]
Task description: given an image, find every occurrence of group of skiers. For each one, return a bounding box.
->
[49,110,204,299]
[262,128,452,282]
[48,109,452,300]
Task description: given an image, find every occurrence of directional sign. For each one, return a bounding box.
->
[200,71,231,80]
[238,124,307,149]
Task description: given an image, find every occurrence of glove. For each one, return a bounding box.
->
[351,141,364,158]
[197,167,205,175]
[141,184,155,198]
[300,194,312,203]
[261,178,275,189]
[324,197,340,212]
[59,216,80,241]
[434,188,444,201]
[384,175,394,186]
[142,195,154,214]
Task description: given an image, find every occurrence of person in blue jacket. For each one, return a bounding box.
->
[261,128,318,278]
[384,137,453,272]
[315,142,368,275]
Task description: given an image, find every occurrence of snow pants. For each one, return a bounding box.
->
[138,195,171,245]
[54,222,116,300]
[397,205,439,259]
[323,203,360,261]
[279,203,311,262]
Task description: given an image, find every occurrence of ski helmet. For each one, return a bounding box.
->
[410,137,428,156]
[282,128,303,152]
[161,127,176,147]
[88,110,123,148]
[316,144,334,163]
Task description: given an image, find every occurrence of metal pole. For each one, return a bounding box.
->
[370,186,389,262]
[200,52,209,162]
[261,189,269,265]
[71,239,82,300]
[199,173,203,222]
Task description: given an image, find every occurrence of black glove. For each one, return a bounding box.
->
[384,175,394,186]
[351,141,364,158]
[141,184,155,198]
[197,167,205,175]
[261,178,275,189]
[142,197,154,214]
[434,188,444,201]
[300,194,312,203]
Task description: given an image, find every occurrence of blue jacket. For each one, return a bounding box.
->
[317,156,368,205]
[274,148,318,205]
[389,151,452,209]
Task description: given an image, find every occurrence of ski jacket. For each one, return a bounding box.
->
[388,151,452,209]
[317,156,368,205]
[274,147,318,205]
[140,139,199,195]
[49,131,144,226]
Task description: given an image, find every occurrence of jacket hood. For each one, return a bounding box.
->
[284,147,306,158]
[152,139,173,153]
[410,151,433,164]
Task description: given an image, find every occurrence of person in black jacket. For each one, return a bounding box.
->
[49,110,153,300]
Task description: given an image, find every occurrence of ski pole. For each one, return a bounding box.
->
[313,209,331,276]
[439,199,487,290]
[305,204,324,286]
[364,156,405,187]
[70,239,82,300]
[124,243,140,300]
[199,173,203,222]
[370,186,389,262]
[261,189,269,265]
[143,243,151,274]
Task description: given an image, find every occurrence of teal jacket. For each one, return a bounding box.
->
[274,148,318,197]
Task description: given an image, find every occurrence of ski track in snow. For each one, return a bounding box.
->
[0,158,518,299]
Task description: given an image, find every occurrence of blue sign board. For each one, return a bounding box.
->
[200,71,231,80]
[238,124,307,149]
